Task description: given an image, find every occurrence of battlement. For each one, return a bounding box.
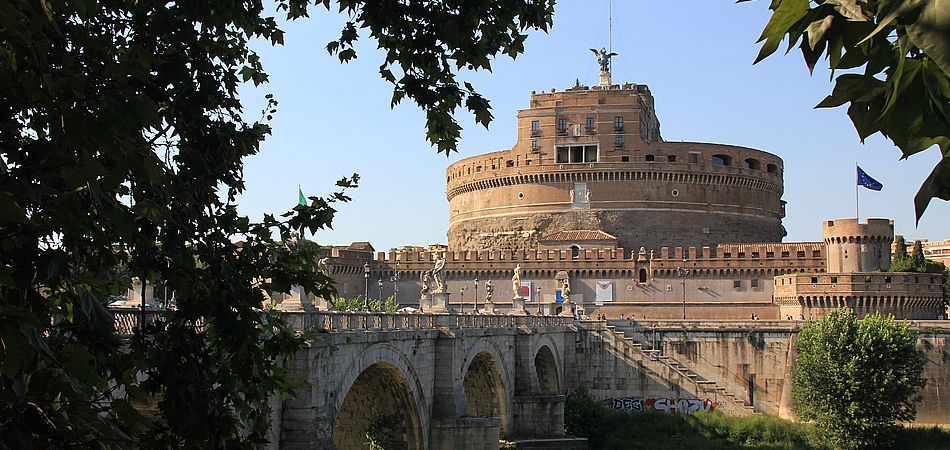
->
[369,241,827,271]
[823,218,894,241]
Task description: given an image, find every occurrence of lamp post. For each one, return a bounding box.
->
[363,262,370,310]
[460,284,466,313]
[377,278,383,304]
[473,277,479,313]
[536,285,542,315]
[677,260,689,320]
[390,261,400,305]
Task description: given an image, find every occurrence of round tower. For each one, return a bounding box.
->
[445,83,786,253]
[822,218,894,273]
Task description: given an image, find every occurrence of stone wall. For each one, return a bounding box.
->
[610,321,950,425]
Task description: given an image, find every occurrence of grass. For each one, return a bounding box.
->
[565,389,950,450]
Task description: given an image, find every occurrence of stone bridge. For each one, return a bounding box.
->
[269,312,582,450]
[111,310,948,449]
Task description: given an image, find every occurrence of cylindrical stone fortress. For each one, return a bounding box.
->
[446,83,786,252]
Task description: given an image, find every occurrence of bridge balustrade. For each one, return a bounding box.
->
[109,308,574,336]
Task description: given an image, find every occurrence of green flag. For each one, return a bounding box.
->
[298,186,307,206]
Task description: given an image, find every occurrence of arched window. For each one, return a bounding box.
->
[711,154,732,166]
[744,158,760,170]
[766,163,778,174]
[638,268,648,283]
[570,245,580,259]
[667,155,677,162]
[645,154,655,162]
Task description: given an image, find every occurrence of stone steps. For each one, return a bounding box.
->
[599,326,755,416]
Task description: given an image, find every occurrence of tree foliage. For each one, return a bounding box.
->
[0,0,552,447]
[793,310,927,450]
[894,235,908,259]
[741,0,950,220]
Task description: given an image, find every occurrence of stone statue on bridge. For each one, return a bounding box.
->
[317,257,331,277]
[420,271,431,300]
[512,264,522,299]
[431,256,446,294]
[485,279,493,303]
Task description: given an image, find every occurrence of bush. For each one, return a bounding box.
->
[793,310,927,450]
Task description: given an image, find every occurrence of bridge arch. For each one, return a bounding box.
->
[333,343,428,450]
[533,335,563,394]
[460,338,513,434]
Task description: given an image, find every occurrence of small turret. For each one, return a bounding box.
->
[823,218,894,273]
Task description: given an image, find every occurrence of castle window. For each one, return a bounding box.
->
[505,160,515,168]
[645,154,655,162]
[831,276,838,284]
[614,136,624,148]
[667,155,677,162]
[752,251,760,258]
[586,117,595,132]
[557,118,567,134]
[733,280,742,289]
[689,152,699,164]
[797,251,806,258]
[767,163,778,174]
[711,154,732,166]
[621,155,630,162]
[751,279,760,288]
[571,245,580,259]
[744,158,761,170]
[812,250,821,257]
[531,120,540,136]
[724,252,732,259]
[885,276,892,283]
[531,139,540,151]
[811,277,819,284]
[638,268,648,283]
[766,251,774,258]
[781,251,790,258]
[614,116,624,131]
[738,252,746,258]
[525,159,532,166]
[556,145,598,163]
[476,166,483,173]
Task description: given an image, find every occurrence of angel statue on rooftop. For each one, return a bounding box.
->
[590,47,618,74]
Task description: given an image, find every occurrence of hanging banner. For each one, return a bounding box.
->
[595,280,613,304]
[518,281,533,301]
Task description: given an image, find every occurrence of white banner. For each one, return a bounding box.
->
[595,280,613,305]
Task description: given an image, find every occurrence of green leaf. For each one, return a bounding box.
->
[915,154,950,222]
[754,0,811,64]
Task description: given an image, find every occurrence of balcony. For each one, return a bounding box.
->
[531,129,542,137]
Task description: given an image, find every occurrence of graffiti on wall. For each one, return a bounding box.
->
[604,397,717,414]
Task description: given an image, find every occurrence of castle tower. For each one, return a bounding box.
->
[822,218,894,273]
[445,82,786,253]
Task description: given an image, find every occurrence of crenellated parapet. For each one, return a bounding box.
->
[823,218,894,273]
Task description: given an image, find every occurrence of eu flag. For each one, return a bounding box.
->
[857,166,883,191]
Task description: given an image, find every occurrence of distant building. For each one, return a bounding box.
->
[892,237,950,266]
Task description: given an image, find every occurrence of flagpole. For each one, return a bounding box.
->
[855,163,859,222]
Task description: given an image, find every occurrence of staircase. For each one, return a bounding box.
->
[590,323,755,416]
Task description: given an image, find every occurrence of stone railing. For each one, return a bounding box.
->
[111,308,165,336]
[110,309,572,336]
[280,311,574,333]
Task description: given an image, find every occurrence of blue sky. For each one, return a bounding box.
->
[236,1,948,252]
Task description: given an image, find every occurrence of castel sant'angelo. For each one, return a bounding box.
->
[275,51,946,321]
